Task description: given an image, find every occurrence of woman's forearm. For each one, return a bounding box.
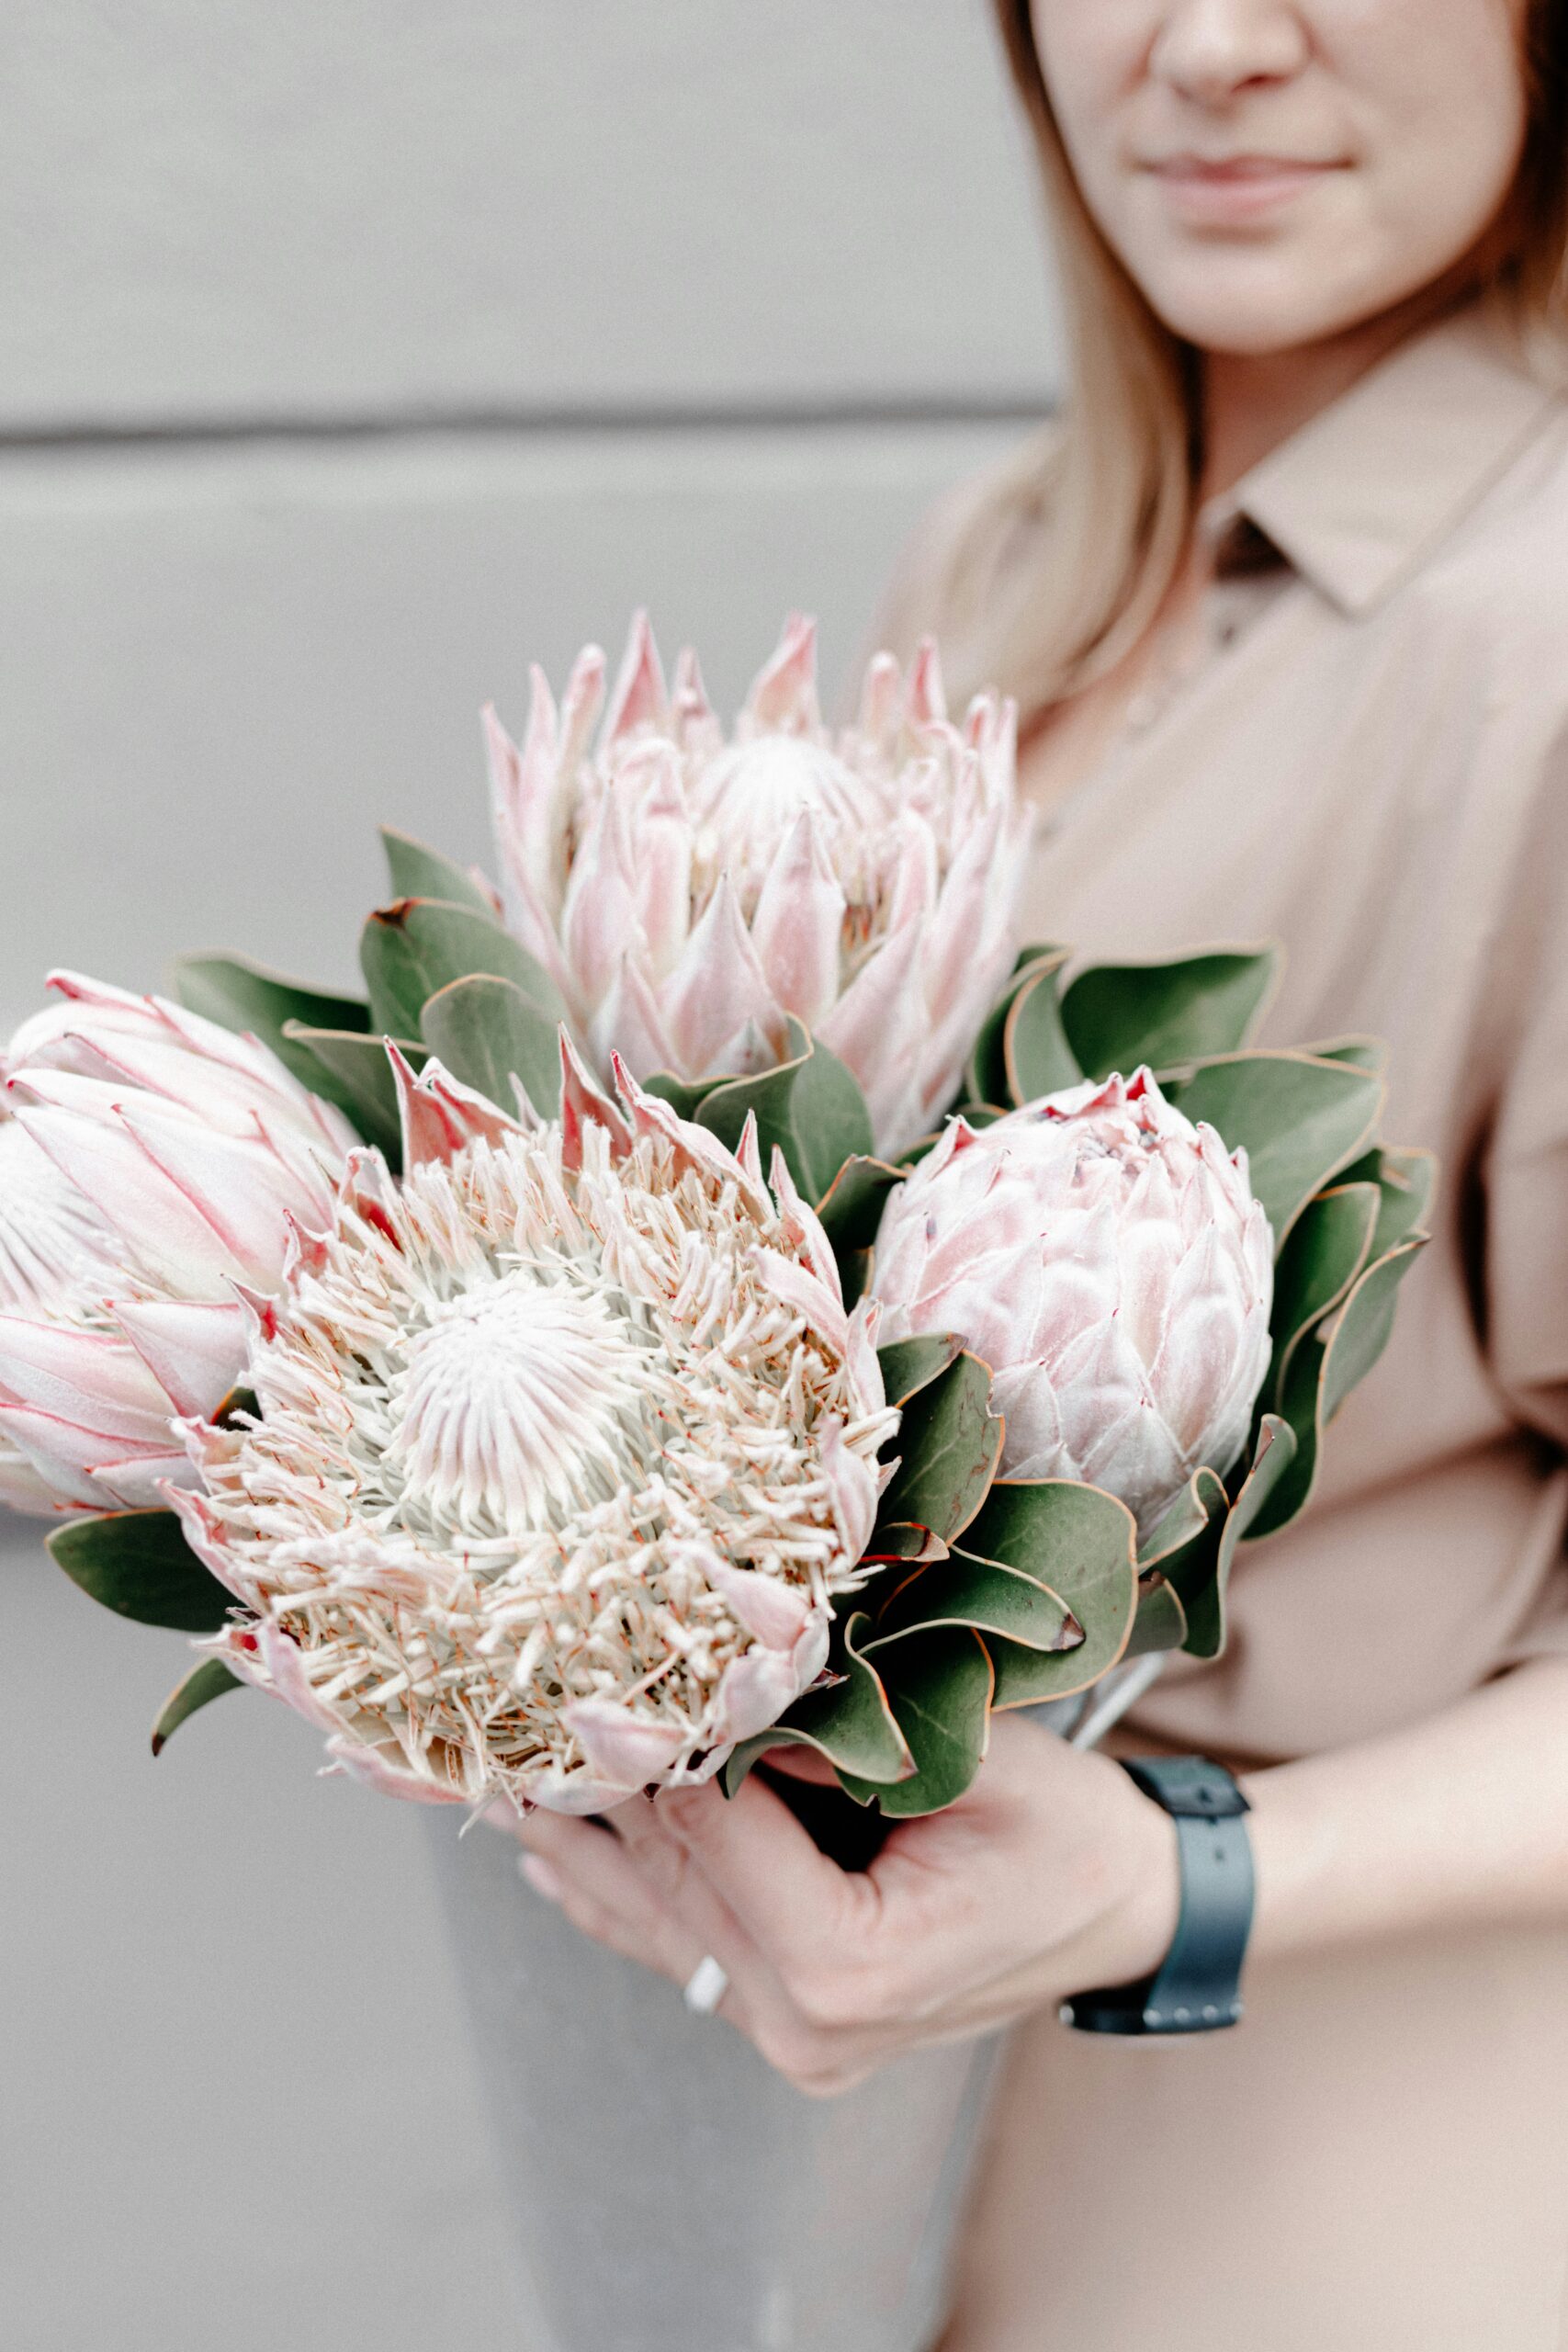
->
[1241,1656,1568,1965]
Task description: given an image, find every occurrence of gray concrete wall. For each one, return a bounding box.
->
[0,9,1061,2345]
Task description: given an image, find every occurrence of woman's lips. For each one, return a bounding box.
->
[1145,154,1347,226]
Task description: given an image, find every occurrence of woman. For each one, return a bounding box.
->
[500,3,1568,2344]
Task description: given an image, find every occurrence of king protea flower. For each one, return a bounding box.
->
[870,1070,1274,1537]
[0,973,355,1514]
[485,613,1027,1158]
[171,1047,897,1813]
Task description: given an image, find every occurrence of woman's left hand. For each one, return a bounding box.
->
[490,1713,1180,2096]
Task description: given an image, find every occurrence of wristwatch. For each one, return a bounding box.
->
[1061,1756,1255,2036]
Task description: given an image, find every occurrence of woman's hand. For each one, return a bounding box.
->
[490,1714,1179,2096]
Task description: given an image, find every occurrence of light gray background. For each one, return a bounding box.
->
[0,7,1060,2345]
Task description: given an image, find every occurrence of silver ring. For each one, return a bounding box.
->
[682,1954,729,2015]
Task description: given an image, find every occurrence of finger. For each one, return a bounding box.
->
[610,1799,774,1991]
[513,1808,714,1996]
[652,1777,879,1977]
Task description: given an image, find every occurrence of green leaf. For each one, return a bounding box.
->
[1062,948,1279,1080]
[1125,1572,1189,1659]
[1163,1050,1383,1249]
[283,1024,417,1161]
[965,950,1070,1107]
[868,1549,1082,1654]
[876,1334,962,1407]
[1367,1146,1438,1261]
[1138,1465,1228,1654]
[639,1071,715,1118]
[1322,1237,1428,1423]
[840,1627,994,1817]
[815,1155,905,1267]
[418,974,562,1122]
[1267,1181,1380,1408]
[1146,1426,1301,1662]
[1302,1035,1389,1076]
[49,1510,236,1634]
[1003,962,1081,1103]
[1247,1238,1427,1543]
[380,827,498,919]
[360,898,565,1042]
[722,1610,912,1796]
[964,1480,1139,1706]
[788,1037,875,1202]
[173,954,370,1105]
[874,1351,1003,1545]
[694,1022,873,1207]
[1190,1416,1299,1655]
[151,1658,244,1755]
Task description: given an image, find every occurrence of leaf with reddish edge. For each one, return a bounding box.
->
[875,1333,962,1407]
[638,1070,714,1119]
[151,1657,244,1755]
[1125,1572,1189,1658]
[1266,1181,1381,1409]
[283,1024,419,1162]
[874,1351,1002,1547]
[857,1522,951,1566]
[379,827,498,920]
[1003,957,1080,1103]
[48,1510,236,1634]
[965,1480,1139,1707]
[1161,1049,1384,1251]
[1246,1239,1427,1544]
[1063,946,1279,1080]
[964,947,1070,1108]
[694,1019,874,1208]
[840,1627,994,1817]
[173,954,372,1116]
[1153,1418,1299,1657]
[721,1611,913,1797]
[360,897,565,1043]
[867,1549,1083,1654]
[419,972,562,1123]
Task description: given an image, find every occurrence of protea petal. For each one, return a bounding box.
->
[604,609,667,744]
[743,613,820,735]
[659,875,783,1079]
[750,808,846,1030]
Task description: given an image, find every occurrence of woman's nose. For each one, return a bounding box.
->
[1148,0,1310,105]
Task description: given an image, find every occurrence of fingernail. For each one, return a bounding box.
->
[519,1853,563,1902]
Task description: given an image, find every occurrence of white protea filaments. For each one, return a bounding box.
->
[0,973,354,1514]
[486,613,1029,1158]
[173,1054,897,1814]
[871,1070,1274,1539]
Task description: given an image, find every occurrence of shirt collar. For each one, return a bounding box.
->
[1200,306,1563,616]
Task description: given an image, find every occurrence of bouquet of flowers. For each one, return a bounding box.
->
[1,616,1432,1825]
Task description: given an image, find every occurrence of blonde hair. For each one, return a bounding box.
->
[937,0,1568,723]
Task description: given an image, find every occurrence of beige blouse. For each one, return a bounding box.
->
[888,306,1568,1768]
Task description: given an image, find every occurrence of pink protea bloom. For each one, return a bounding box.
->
[485,613,1028,1158]
[870,1070,1275,1538]
[0,973,354,1514]
[174,1049,897,1814]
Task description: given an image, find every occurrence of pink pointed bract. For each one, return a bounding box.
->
[0,974,355,1515]
[869,1070,1276,1539]
[486,614,1030,1159]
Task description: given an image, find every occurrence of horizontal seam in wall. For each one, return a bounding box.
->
[0,391,1053,455]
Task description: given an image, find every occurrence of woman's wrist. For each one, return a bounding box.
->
[1086,1773,1183,1991]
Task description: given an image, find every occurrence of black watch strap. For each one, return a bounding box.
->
[1062,1757,1254,2037]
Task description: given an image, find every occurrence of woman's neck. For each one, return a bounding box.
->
[1201,285,1472,499]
